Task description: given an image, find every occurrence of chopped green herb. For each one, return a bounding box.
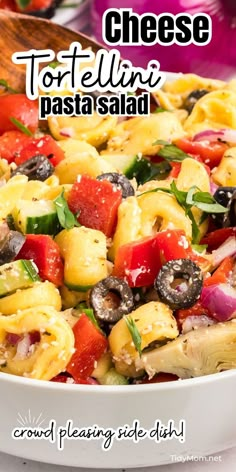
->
[124,316,142,357]
[54,189,81,230]
[85,310,100,328]
[9,117,33,136]
[191,244,208,253]
[138,180,228,244]
[0,79,17,94]
[77,302,102,333]
[154,107,168,113]
[48,61,60,69]
[153,140,189,162]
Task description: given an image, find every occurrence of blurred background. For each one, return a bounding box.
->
[91,0,236,80]
[0,0,236,79]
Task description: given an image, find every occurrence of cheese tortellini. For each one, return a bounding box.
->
[0,306,74,380]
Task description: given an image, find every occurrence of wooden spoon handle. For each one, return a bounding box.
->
[0,10,104,91]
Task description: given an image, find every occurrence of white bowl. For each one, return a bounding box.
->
[1,370,236,467]
[0,64,235,467]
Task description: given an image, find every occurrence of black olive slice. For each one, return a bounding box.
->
[11,155,54,181]
[96,172,135,198]
[183,89,209,114]
[0,231,25,265]
[154,259,203,310]
[90,276,134,323]
[213,186,236,227]
[226,189,236,227]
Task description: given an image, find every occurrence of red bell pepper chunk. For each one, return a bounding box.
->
[113,235,162,287]
[0,94,38,135]
[174,138,228,169]
[15,134,65,167]
[204,256,234,287]
[200,227,236,251]
[16,234,64,286]
[0,130,32,163]
[67,314,108,380]
[169,162,182,178]
[175,301,212,330]
[67,175,122,238]
[157,229,189,263]
[113,230,191,288]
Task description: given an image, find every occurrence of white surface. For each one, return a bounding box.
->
[0,447,235,471]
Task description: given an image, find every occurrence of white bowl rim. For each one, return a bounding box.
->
[1,369,236,394]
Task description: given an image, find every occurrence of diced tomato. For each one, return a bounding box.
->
[201,228,236,251]
[15,134,65,167]
[16,234,64,286]
[204,256,234,287]
[0,94,38,135]
[67,175,122,238]
[67,314,108,380]
[0,131,32,163]
[140,373,178,383]
[175,301,212,329]
[113,235,162,287]
[174,138,228,169]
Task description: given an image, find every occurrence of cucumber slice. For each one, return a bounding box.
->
[102,154,171,184]
[0,259,40,298]
[12,200,60,235]
[99,368,129,385]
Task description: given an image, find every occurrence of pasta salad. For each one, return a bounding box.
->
[0,72,235,385]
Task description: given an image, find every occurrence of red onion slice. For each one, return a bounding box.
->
[212,236,236,267]
[182,315,215,334]
[59,128,74,138]
[201,283,236,322]
[193,129,236,144]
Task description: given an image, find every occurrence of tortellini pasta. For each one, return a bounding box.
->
[184,89,236,134]
[0,282,62,315]
[213,146,236,186]
[163,73,225,103]
[48,114,117,147]
[103,113,185,156]
[0,306,74,380]
[109,301,179,377]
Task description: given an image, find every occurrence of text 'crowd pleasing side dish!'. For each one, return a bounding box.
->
[0,71,235,385]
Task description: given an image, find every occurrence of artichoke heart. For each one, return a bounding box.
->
[135,320,236,379]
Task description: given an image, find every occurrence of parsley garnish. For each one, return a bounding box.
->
[48,61,60,69]
[154,107,168,113]
[54,190,81,230]
[10,117,33,136]
[0,79,17,94]
[124,316,142,357]
[138,181,228,244]
[153,140,189,162]
[191,244,208,253]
